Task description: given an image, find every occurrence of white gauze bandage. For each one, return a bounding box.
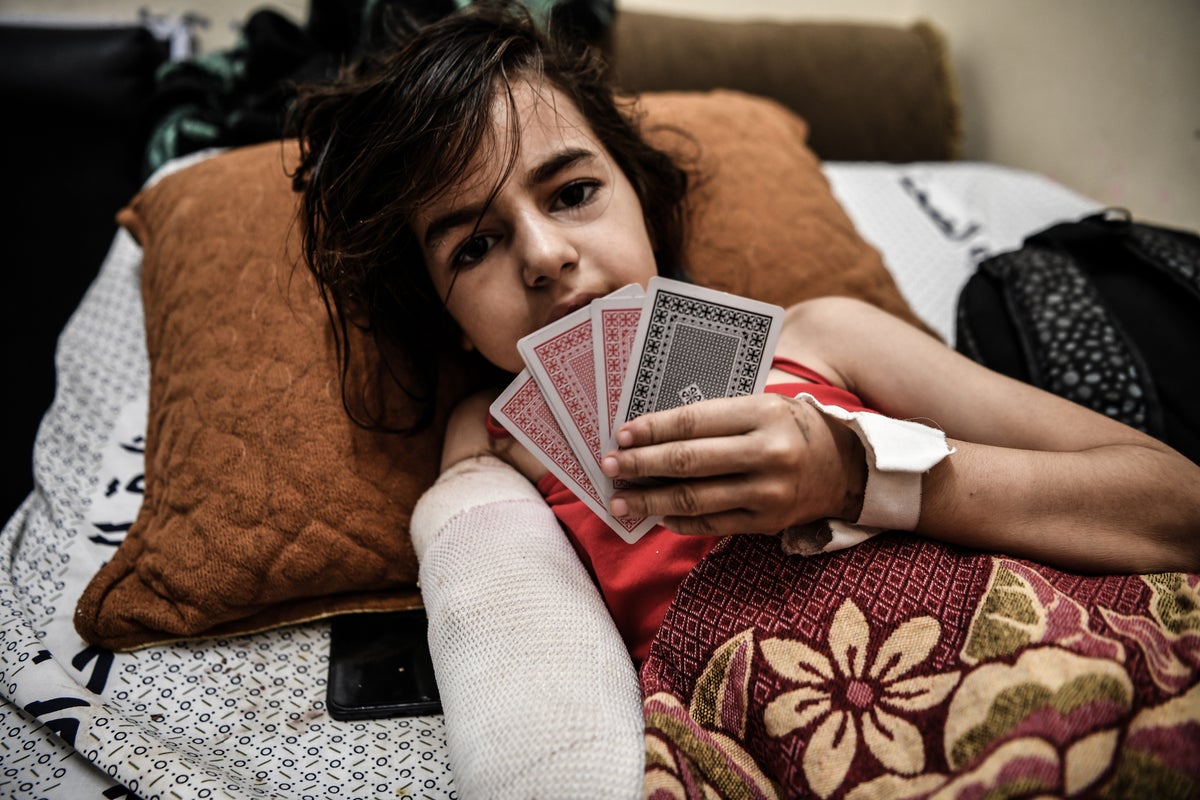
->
[794,392,954,531]
[409,454,644,800]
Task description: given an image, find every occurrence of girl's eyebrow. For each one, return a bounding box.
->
[525,147,596,188]
[423,147,598,251]
[423,203,488,251]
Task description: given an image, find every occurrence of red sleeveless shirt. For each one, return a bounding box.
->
[498,357,870,662]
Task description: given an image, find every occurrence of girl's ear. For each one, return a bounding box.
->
[459,328,476,353]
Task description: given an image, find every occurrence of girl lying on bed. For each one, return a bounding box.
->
[291,1,1200,670]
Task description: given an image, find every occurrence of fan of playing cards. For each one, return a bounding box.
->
[489,277,785,543]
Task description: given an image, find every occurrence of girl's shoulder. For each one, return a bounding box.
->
[773,296,875,392]
[441,387,547,482]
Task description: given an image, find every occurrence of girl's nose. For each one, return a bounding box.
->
[519,219,578,287]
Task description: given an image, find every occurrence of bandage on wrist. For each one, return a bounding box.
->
[793,393,954,531]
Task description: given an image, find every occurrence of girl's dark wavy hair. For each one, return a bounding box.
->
[289,0,690,433]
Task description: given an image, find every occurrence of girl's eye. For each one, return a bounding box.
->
[452,234,498,269]
[552,180,599,211]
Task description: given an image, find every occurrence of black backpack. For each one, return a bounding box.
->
[955,209,1200,465]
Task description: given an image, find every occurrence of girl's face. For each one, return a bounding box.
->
[415,80,658,373]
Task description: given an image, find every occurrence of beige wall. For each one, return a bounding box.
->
[624,0,1199,230]
[4,0,1196,228]
[922,0,1198,231]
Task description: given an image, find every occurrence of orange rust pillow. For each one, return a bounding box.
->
[75,90,923,650]
[644,91,923,322]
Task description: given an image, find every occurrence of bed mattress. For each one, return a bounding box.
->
[0,160,1098,798]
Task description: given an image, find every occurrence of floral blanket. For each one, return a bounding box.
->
[640,533,1200,799]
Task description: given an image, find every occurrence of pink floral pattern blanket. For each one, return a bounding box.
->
[640,533,1200,799]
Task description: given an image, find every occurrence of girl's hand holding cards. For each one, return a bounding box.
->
[601,392,868,537]
[490,277,788,543]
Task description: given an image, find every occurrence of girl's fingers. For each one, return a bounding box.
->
[612,476,745,518]
[601,435,775,480]
[604,393,839,531]
[614,396,761,447]
[611,475,791,523]
[606,395,811,480]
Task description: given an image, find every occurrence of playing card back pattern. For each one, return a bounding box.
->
[528,320,603,465]
[492,372,653,540]
[625,290,778,420]
[596,305,642,443]
[495,372,603,508]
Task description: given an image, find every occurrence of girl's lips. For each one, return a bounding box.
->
[547,292,601,324]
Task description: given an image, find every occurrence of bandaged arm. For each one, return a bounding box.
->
[780,394,954,556]
[409,454,644,799]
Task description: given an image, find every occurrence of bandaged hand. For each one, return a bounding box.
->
[601,393,867,536]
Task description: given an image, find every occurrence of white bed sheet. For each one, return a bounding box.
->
[0,160,1100,799]
[823,161,1100,344]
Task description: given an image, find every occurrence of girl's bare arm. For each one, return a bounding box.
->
[606,297,1200,574]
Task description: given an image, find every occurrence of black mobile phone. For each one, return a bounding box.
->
[326,609,442,720]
